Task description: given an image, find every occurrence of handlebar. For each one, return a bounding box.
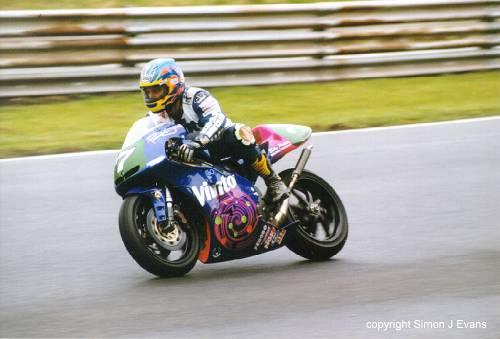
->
[165,137,211,163]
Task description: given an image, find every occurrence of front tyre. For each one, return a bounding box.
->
[119,195,200,277]
[281,169,348,261]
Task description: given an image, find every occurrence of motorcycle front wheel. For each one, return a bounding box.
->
[281,169,348,261]
[119,195,201,277]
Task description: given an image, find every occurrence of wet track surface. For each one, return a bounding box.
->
[1,118,499,338]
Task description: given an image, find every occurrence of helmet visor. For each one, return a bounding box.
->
[141,84,168,103]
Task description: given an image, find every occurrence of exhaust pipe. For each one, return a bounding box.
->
[273,144,313,226]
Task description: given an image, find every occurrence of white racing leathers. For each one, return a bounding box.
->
[148,86,233,142]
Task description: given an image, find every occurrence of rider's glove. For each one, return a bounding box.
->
[178,140,201,163]
[188,133,210,146]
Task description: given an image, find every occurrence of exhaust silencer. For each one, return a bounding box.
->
[273,144,313,226]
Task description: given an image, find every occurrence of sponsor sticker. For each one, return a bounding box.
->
[264,227,276,249]
[141,65,159,83]
[200,97,218,114]
[269,140,292,157]
[194,91,209,104]
[169,76,178,85]
[254,225,268,250]
[146,125,182,144]
[254,224,286,251]
[192,175,238,206]
[212,247,221,258]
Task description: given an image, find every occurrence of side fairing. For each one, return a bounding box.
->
[114,140,147,184]
[166,165,264,263]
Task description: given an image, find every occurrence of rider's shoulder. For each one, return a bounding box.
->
[183,86,213,106]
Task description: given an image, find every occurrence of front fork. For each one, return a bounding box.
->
[140,186,175,226]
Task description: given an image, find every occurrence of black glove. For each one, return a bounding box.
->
[178,140,201,163]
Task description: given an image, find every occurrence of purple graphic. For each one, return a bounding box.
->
[211,193,258,250]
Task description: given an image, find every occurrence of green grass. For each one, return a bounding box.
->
[0,0,349,10]
[0,71,499,158]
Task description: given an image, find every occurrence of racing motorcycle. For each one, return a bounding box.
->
[114,119,348,277]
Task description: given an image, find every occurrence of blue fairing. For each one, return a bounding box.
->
[115,121,259,211]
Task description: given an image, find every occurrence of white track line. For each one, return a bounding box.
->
[313,115,500,137]
[0,150,119,163]
[1,116,498,163]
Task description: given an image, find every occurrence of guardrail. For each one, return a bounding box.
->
[0,0,499,98]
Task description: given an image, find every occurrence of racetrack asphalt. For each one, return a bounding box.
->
[1,117,499,338]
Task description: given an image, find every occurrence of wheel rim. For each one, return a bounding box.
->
[288,179,345,244]
[134,199,195,264]
[146,210,187,251]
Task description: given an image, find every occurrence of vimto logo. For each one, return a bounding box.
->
[192,175,238,205]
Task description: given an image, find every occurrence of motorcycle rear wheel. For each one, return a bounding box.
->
[281,169,348,261]
[119,195,200,277]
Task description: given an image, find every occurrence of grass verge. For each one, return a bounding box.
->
[0,71,499,158]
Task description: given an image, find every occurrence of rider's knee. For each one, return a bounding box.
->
[234,123,256,146]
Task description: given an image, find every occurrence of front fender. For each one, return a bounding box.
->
[123,186,158,197]
[123,186,167,223]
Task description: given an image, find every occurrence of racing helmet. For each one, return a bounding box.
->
[139,58,185,114]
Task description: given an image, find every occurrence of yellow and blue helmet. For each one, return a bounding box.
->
[139,58,185,113]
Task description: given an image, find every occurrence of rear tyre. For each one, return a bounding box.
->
[119,195,200,277]
[281,169,348,261]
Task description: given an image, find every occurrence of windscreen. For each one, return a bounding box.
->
[122,117,173,149]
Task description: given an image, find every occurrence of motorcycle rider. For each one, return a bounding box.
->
[139,57,289,204]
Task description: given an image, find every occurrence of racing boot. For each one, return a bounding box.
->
[251,153,289,204]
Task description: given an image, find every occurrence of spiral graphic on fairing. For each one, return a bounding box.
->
[211,194,257,250]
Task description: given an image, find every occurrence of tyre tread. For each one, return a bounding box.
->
[281,169,348,261]
[119,195,200,277]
